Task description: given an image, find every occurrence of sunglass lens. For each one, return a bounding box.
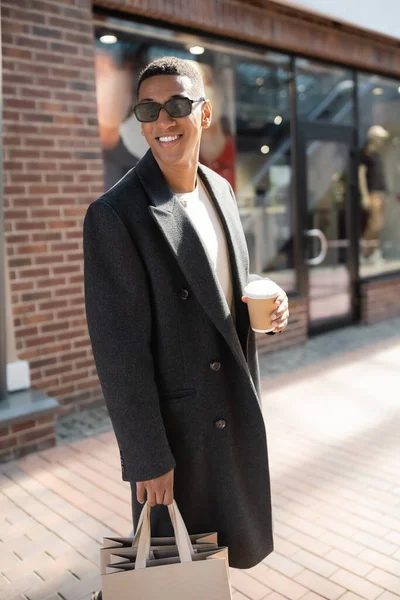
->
[135,103,160,122]
[166,98,192,118]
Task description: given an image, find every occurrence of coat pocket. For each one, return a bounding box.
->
[160,388,196,404]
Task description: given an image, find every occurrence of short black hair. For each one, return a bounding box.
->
[137,56,205,99]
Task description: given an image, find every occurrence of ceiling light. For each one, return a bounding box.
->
[190,46,205,55]
[100,34,118,44]
[372,87,384,96]
[274,115,283,125]
[260,145,270,154]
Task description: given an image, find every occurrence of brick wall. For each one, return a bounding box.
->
[0,415,55,463]
[96,0,400,78]
[2,0,104,417]
[361,277,400,325]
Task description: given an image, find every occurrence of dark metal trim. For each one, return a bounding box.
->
[289,56,303,297]
[297,121,357,334]
[360,270,400,285]
[351,70,361,322]
[0,18,7,400]
[292,60,309,303]
[309,314,356,337]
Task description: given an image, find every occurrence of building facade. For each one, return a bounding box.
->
[1,0,400,460]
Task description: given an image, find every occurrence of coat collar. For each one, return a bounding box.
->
[135,150,252,380]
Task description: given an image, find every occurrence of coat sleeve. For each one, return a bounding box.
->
[83,200,176,482]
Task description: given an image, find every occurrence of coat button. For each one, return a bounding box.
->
[210,361,221,372]
[215,419,226,430]
[179,288,189,300]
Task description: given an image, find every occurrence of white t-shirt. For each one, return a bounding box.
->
[175,178,234,316]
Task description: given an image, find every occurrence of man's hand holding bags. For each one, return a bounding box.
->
[137,468,174,507]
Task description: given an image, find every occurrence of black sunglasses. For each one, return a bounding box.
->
[132,96,205,123]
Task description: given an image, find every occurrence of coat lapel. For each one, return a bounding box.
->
[135,150,251,377]
[197,165,251,359]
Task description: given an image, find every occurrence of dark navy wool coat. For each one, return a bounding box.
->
[83,150,274,568]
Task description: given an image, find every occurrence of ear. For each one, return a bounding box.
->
[201,99,212,129]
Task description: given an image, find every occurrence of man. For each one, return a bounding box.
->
[83,57,289,576]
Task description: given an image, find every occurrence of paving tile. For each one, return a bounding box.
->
[256,568,309,600]
[385,530,400,546]
[352,532,398,557]
[358,549,400,577]
[56,573,106,600]
[365,568,400,596]
[1,327,399,600]
[319,532,366,557]
[230,568,271,600]
[289,531,333,557]
[313,514,358,538]
[263,551,304,578]
[329,568,385,600]
[0,572,43,600]
[271,535,298,558]
[324,549,374,577]
[290,549,339,578]
[2,552,55,582]
[294,569,346,600]
[23,571,78,600]
[243,562,270,581]
[376,592,400,600]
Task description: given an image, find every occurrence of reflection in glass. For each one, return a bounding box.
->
[358,74,400,277]
[235,58,295,292]
[296,59,354,125]
[306,141,352,324]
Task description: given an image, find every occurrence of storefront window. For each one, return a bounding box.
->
[235,57,295,291]
[94,20,296,291]
[358,74,400,276]
[296,59,354,125]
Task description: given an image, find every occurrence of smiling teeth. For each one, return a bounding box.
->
[159,135,179,142]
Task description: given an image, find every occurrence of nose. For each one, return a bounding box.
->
[157,107,177,128]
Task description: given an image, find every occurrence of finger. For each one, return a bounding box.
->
[163,486,174,506]
[241,296,248,304]
[273,317,288,332]
[146,490,157,508]
[136,482,145,504]
[155,488,165,505]
[271,303,287,319]
[275,293,286,306]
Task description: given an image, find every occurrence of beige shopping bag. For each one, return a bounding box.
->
[102,501,232,600]
[100,503,218,575]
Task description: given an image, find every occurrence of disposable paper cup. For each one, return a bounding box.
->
[244,279,281,333]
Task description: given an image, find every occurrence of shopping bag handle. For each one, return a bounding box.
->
[134,501,194,569]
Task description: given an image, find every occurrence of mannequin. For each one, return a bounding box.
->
[358,125,389,264]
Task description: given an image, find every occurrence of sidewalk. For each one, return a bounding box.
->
[1,325,400,600]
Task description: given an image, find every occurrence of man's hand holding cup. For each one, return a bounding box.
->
[242,279,289,334]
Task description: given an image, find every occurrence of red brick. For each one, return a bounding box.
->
[0,434,18,450]
[11,420,36,434]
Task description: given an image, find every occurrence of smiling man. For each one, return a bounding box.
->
[84,57,289,577]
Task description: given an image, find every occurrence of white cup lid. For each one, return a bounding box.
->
[244,278,281,299]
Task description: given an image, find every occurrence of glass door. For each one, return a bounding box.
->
[298,124,357,332]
